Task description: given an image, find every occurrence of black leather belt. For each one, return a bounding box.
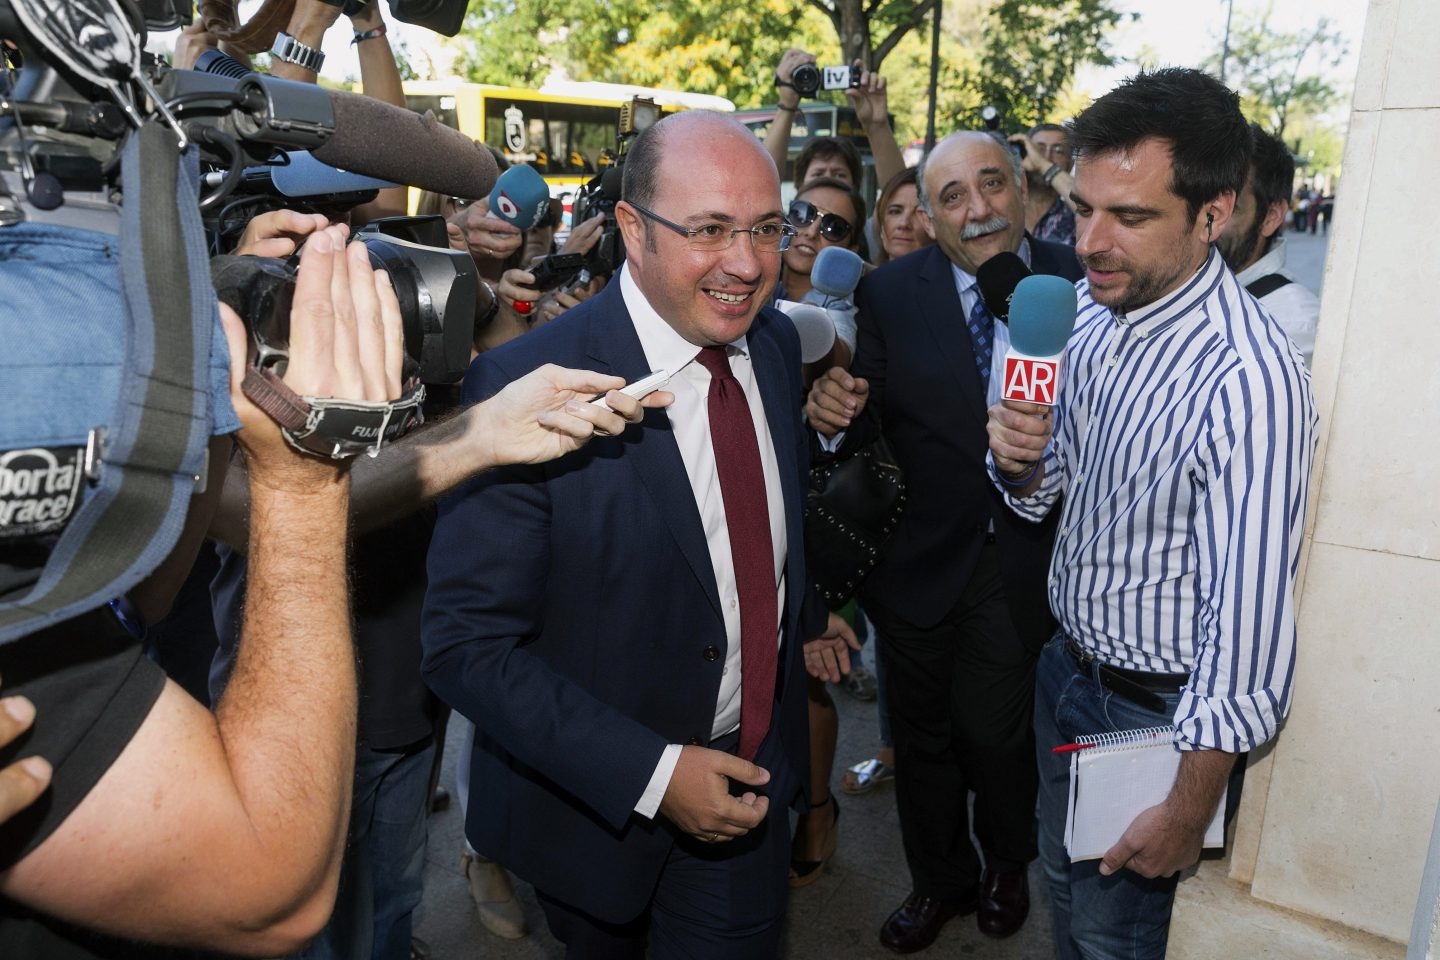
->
[1063,636,1188,712]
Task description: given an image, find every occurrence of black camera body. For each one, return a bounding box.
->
[570,97,660,279]
[790,62,861,99]
[212,216,476,385]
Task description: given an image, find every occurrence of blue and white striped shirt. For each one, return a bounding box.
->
[995,249,1317,753]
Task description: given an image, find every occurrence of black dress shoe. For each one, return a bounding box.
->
[879,892,977,954]
[976,867,1030,938]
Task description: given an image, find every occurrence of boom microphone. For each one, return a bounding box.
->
[487,163,550,230]
[313,89,498,201]
[999,275,1078,407]
[976,251,1031,325]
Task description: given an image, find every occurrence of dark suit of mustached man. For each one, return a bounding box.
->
[422,111,855,959]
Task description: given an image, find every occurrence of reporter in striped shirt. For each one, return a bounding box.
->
[986,68,1318,960]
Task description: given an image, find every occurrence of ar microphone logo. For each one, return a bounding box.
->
[1002,355,1059,406]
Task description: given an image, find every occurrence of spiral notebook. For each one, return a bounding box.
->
[1063,725,1226,863]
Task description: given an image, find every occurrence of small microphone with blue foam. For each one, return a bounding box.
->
[999,274,1078,407]
[777,246,866,362]
[487,163,550,231]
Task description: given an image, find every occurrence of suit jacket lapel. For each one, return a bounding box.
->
[914,246,990,428]
[584,288,723,619]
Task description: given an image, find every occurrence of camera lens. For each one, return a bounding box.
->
[790,63,820,99]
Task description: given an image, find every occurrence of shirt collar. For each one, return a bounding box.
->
[1113,245,1228,336]
[950,236,1033,293]
[1233,234,1289,287]
[618,263,751,375]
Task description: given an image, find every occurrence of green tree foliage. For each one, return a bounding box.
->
[1208,11,1348,140]
[967,0,1135,131]
[447,0,1129,144]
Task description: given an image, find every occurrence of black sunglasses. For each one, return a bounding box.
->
[787,199,854,244]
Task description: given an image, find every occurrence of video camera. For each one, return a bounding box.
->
[789,60,863,99]
[0,12,480,386]
[568,96,661,278]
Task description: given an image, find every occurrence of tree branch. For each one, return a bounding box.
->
[872,0,935,67]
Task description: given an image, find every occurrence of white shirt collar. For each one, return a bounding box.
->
[619,262,752,375]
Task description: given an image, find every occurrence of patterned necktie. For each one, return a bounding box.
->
[967,291,996,387]
[694,346,778,761]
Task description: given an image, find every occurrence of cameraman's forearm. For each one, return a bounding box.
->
[764,107,795,179]
[866,121,905,193]
[215,470,354,909]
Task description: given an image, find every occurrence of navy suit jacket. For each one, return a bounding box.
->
[846,238,1082,641]
[421,281,826,923]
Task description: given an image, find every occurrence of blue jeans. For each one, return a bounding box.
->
[292,738,434,960]
[1034,636,1180,960]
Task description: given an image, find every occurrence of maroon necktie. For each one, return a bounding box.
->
[695,346,778,761]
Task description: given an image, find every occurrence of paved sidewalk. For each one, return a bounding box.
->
[415,679,1053,958]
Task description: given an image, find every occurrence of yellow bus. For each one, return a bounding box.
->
[401,79,735,195]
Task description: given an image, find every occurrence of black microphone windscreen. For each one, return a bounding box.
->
[600,166,624,200]
[313,91,498,201]
[976,251,1032,324]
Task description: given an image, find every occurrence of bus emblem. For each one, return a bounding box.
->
[504,105,526,153]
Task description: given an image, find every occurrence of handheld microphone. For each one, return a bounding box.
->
[487,163,550,230]
[773,300,839,363]
[976,251,1031,325]
[1000,274,1078,407]
[803,246,865,308]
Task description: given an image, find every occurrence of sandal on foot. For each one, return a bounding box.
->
[789,795,840,889]
[841,757,895,795]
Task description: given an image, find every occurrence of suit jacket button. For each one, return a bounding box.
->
[702,645,721,661]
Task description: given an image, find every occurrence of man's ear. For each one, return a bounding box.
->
[1259,198,1288,240]
[1204,191,1237,239]
[920,208,937,242]
[614,201,650,260]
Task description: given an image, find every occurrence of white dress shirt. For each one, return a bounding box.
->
[618,265,789,817]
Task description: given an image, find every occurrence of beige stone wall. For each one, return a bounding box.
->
[1239,0,1440,944]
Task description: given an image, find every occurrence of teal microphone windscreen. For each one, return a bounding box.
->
[488,164,550,231]
[1008,274,1078,357]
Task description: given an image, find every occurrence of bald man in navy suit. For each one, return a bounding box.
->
[423,111,855,959]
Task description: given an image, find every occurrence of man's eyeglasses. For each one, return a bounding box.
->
[787,200,854,244]
[628,202,795,252]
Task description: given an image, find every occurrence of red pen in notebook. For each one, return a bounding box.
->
[1051,742,1097,755]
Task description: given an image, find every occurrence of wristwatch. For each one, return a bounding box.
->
[271,31,325,73]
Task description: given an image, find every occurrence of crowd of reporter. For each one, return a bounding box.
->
[0,11,1317,960]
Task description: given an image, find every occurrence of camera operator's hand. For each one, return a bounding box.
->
[271,0,344,81]
[774,48,815,110]
[1008,134,1051,178]
[233,210,331,259]
[846,65,889,130]
[450,203,524,267]
[556,212,606,258]
[0,683,50,825]
[220,224,403,485]
[347,0,385,32]
[472,364,672,467]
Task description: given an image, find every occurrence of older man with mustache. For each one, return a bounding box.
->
[806,131,1082,952]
